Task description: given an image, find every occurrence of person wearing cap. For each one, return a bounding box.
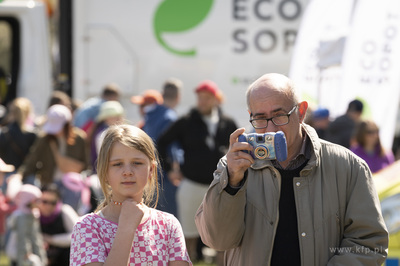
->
[308,107,330,139]
[88,100,125,173]
[325,99,364,148]
[157,80,237,261]
[33,90,74,131]
[10,104,88,188]
[6,184,48,266]
[131,89,164,130]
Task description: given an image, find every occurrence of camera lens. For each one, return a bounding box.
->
[254,146,269,159]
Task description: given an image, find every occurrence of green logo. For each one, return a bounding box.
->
[153,0,214,56]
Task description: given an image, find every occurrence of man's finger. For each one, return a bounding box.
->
[230,128,246,145]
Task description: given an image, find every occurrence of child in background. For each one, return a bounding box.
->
[70,124,191,266]
[6,184,47,266]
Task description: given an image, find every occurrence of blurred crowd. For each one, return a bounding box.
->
[306,99,397,174]
[0,78,397,265]
[0,78,237,265]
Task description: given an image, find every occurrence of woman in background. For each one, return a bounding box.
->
[9,104,88,212]
[0,97,37,173]
[351,119,395,173]
[22,104,88,186]
[38,184,79,266]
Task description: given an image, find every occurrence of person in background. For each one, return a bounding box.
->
[6,184,47,266]
[162,78,181,112]
[195,73,388,265]
[34,90,74,130]
[73,83,121,133]
[308,107,330,140]
[158,80,237,262]
[7,104,89,215]
[141,78,182,140]
[14,104,88,187]
[325,99,363,148]
[38,184,79,266]
[48,90,73,111]
[0,98,37,176]
[130,89,164,129]
[351,120,395,173]
[70,124,191,266]
[88,100,124,173]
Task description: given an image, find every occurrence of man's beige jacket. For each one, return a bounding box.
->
[195,124,388,266]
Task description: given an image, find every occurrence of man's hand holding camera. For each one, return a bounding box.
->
[226,128,254,187]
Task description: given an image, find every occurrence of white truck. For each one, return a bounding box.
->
[0,0,310,127]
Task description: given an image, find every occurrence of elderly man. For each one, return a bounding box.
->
[195,73,388,265]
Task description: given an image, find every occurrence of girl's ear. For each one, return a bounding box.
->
[148,161,156,180]
[298,101,308,122]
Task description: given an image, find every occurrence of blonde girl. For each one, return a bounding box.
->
[70,124,191,266]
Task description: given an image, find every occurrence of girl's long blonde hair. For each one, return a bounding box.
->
[95,124,160,211]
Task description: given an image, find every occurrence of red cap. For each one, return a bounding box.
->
[131,90,164,105]
[195,80,219,97]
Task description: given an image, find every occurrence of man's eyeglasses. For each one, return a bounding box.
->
[250,105,298,129]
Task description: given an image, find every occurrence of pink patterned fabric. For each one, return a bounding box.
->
[70,208,192,266]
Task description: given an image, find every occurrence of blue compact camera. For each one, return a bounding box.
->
[238,131,287,162]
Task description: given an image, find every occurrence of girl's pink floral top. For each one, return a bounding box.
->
[70,208,192,266]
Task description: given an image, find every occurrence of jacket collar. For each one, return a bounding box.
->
[302,123,321,169]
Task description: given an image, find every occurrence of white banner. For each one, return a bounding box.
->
[290,0,400,149]
[341,0,400,150]
[289,0,356,116]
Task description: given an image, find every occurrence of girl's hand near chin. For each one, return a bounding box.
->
[119,199,146,231]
